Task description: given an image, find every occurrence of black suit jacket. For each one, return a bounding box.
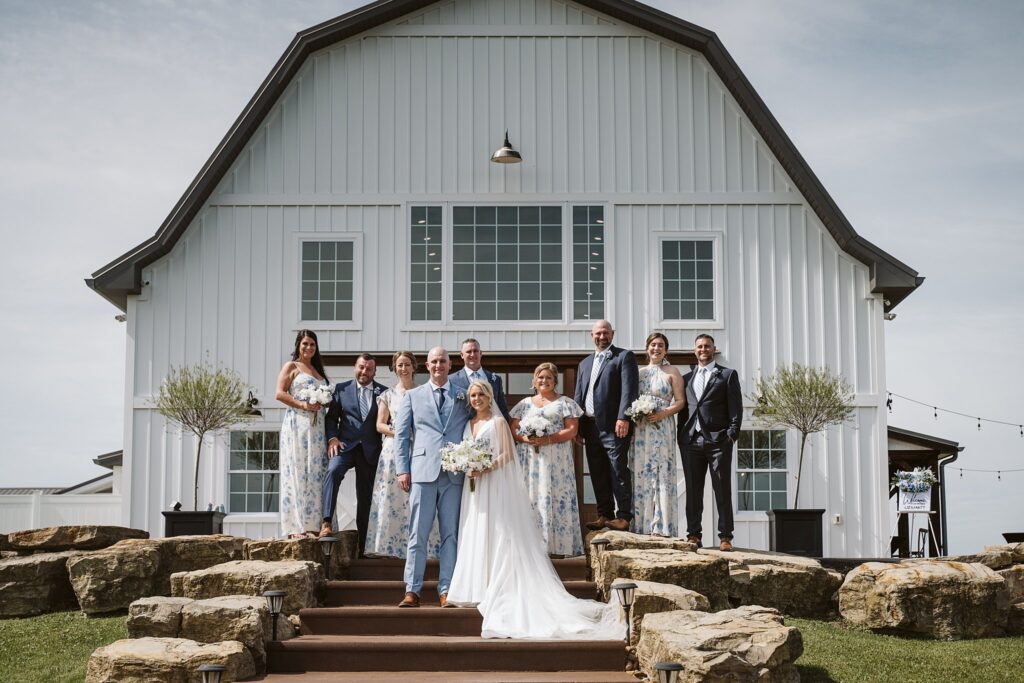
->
[450,366,511,422]
[679,364,743,446]
[574,345,640,435]
[325,380,387,465]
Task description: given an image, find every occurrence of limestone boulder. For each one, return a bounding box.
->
[172,560,324,614]
[181,595,296,674]
[707,549,843,618]
[599,548,730,610]
[6,525,148,552]
[85,637,254,683]
[0,551,80,616]
[1007,603,1024,636]
[244,535,346,579]
[127,597,194,638]
[839,560,1010,639]
[946,548,1016,571]
[998,565,1024,604]
[623,579,710,645]
[985,543,1024,565]
[636,606,803,683]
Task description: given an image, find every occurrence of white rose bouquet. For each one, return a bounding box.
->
[517,413,558,454]
[891,467,937,493]
[297,384,333,425]
[440,437,494,492]
[625,393,666,423]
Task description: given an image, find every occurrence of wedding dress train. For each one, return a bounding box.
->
[447,415,622,639]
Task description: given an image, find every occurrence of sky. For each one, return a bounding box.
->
[1,0,1021,554]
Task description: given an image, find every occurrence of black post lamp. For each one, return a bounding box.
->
[612,581,637,643]
[197,664,226,683]
[590,537,610,582]
[318,535,338,581]
[655,662,683,683]
[263,590,286,640]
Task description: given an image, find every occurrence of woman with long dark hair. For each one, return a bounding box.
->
[275,330,330,538]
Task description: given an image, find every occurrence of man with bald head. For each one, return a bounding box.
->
[394,346,472,608]
[574,320,639,532]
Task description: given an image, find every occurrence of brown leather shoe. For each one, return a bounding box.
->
[585,516,610,531]
[398,591,420,608]
[606,518,630,532]
[719,538,734,552]
[439,592,451,608]
[318,521,334,538]
[686,535,702,548]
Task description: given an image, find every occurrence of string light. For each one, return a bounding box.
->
[888,392,1022,435]
[948,466,1024,474]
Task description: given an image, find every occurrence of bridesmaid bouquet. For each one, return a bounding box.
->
[625,394,666,423]
[517,413,557,454]
[297,385,333,425]
[440,438,493,492]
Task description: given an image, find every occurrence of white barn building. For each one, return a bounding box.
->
[87,0,922,555]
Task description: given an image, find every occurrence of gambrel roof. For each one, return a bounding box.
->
[86,0,923,312]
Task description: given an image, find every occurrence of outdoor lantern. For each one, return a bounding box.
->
[198,664,226,683]
[490,130,522,164]
[655,662,683,683]
[591,537,610,558]
[263,590,286,640]
[242,391,262,417]
[612,581,637,642]
[318,535,338,580]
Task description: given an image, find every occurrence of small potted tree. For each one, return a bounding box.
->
[751,363,854,557]
[155,364,257,536]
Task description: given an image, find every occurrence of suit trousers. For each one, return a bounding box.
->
[322,443,377,552]
[404,473,462,595]
[580,416,633,521]
[680,435,734,540]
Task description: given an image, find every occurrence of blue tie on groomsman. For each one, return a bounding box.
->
[323,353,387,555]
[448,337,511,422]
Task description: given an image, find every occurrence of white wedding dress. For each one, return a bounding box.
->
[447,415,623,640]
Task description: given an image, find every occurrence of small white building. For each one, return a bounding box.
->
[86,0,922,554]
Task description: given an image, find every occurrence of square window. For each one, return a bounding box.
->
[696,301,714,320]
[453,301,473,320]
[319,242,336,260]
[497,301,518,319]
[425,302,441,320]
[335,302,353,320]
[520,206,540,224]
[737,452,753,469]
[695,240,713,259]
[540,206,561,224]
[453,206,474,225]
[496,206,518,224]
[662,241,678,260]
[475,301,496,319]
[520,302,540,319]
[520,263,540,281]
[541,302,562,319]
[318,302,334,319]
[301,302,318,320]
[475,207,497,225]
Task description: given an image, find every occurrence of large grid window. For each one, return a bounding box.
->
[662,239,714,320]
[451,206,562,321]
[410,206,443,321]
[736,430,787,512]
[229,431,279,513]
[301,241,354,321]
[572,206,605,320]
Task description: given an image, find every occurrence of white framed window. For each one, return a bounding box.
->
[228,431,280,514]
[410,206,443,321]
[571,205,605,321]
[296,234,363,329]
[650,232,724,329]
[736,429,788,512]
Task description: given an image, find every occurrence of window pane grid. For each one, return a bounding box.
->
[572,205,605,320]
[410,206,443,321]
[661,239,714,321]
[228,430,280,513]
[301,240,355,321]
[736,429,787,512]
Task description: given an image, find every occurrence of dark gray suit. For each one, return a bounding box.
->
[678,363,743,540]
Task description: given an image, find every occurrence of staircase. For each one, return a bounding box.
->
[263,557,635,682]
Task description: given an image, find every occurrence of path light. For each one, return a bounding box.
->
[612,581,637,643]
[590,537,610,558]
[655,662,683,683]
[263,590,286,640]
[198,664,226,683]
[318,535,338,581]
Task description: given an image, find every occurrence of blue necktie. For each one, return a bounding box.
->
[436,387,446,413]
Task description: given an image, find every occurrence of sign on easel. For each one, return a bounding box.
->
[897,486,932,513]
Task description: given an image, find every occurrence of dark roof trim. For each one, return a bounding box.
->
[87,0,922,312]
[92,449,124,470]
[57,472,113,495]
[888,425,963,454]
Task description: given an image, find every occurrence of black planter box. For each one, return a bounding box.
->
[161,510,227,537]
[768,508,825,557]
[1003,532,1024,543]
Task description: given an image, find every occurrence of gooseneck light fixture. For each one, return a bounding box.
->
[263,590,286,640]
[612,581,637,643]
[490,130,522,164]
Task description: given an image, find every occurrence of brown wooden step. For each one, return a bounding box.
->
[300,606,483,636]
[347,557,588,581]
[260,671,638,681]
[325,580,598,606]
[266,635,625,673]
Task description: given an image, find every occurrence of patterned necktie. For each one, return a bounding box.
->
[436,386,446,413]
[359,386,371,420]
[694,367,708,400]
[585,351,608,415]
[472,370,483,382]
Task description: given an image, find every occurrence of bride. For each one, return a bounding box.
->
[447,379,622,640]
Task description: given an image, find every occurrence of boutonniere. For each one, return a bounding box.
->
[456,391,467,401]
[373,386,383,396]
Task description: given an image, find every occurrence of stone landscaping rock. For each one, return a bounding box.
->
[636,606,803,683]
[985,543,1024,565]
[0,551,80,616]
[6,525,148,552]
[181,595,295,674]
[587,530,699,552]
[244,535,347,579]
[1007,603,1024,636]
[85,637,254,683]
[172,560,324,614]
[721,558,843,618]
[127,597,194,638]
[623,579,710,645]
[839,560,1010,639]
[599,548,730,610]
[946,548,1016,571]
[998,565,1024,604]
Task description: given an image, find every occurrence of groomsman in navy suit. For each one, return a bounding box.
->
[574,319,639,532]
[448,338,511,422]
[323,353,387,555]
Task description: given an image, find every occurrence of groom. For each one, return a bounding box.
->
[394,346,471,608]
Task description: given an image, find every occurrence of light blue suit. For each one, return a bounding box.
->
[394,380,471,596]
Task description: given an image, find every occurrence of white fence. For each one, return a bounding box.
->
[0,493,123,534]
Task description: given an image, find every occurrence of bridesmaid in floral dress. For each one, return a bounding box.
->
[630,332,686,536]
[365,351,440,558]
[509,363,585,557]
[275,330,330,538]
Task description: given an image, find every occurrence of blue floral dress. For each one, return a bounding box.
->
[279,372,328,537]
[510,396,584,556]
[365,387,440,558]
[630,365,679,536]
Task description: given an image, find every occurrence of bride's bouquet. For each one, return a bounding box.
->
[517,413,558,454]
[440,437,493,492]
[296,384,332,425]
[625,393,666,423]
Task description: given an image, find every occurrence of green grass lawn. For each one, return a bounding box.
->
[0,611,126,683]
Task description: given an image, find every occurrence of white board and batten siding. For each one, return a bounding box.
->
[121,0,888,555]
